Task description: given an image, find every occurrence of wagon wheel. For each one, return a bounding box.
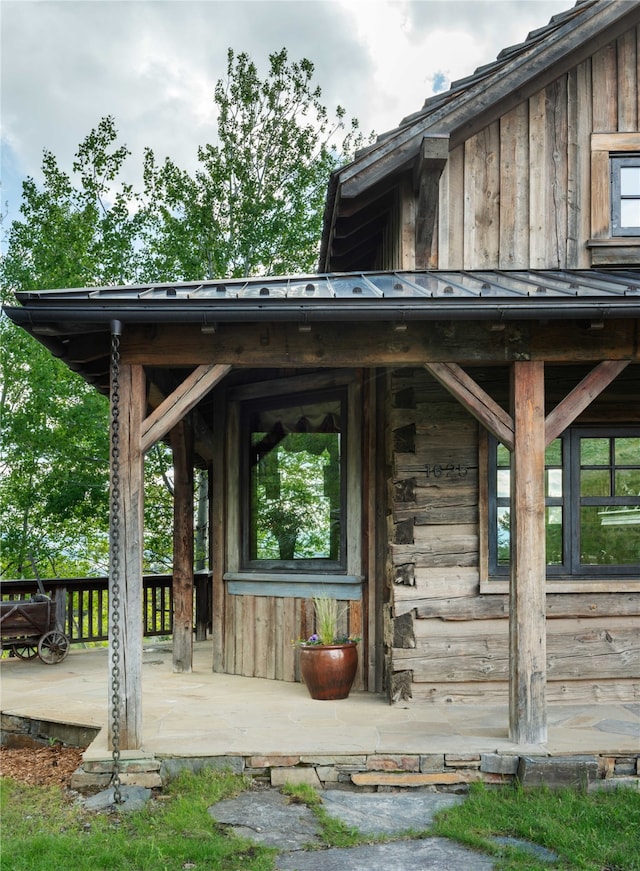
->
[12,644,39,660]
[37,631,70,664]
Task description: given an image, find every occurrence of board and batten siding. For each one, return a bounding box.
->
[221,594,363,686]
[388,366,640,705]
[437,27,639,271]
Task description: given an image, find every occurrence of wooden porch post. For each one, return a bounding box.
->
[109,362,145,750]
[509,361,547,744]
[172,419,194,672]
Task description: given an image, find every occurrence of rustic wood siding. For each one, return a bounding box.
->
[436,27,639,270]
[213,369,377,690]
[221,594,363,686]
[389,366,640,704]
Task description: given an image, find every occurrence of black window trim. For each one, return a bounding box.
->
[487,425,640,582]
[224,370,363,597]
[240,385,348,573]
[611,154,640,237]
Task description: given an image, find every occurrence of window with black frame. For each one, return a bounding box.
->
[243,389,346,571]
[611,155,640,236]
[488,427,640,580]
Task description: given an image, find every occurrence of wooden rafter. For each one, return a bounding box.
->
[425,359,631,450]
[424,362,515,448]
[140,364,231,455]
[544,360,630,444]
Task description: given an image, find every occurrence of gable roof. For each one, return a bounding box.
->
[320,0,640,270]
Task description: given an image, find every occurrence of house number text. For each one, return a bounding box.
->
[425,463,469,478]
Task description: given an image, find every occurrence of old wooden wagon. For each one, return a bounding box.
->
[3,0,639,751]
[0,594,70,664]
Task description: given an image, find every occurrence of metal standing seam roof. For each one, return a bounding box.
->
[5,269,640,331]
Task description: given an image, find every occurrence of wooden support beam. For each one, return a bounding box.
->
[424,362,514,448]
[172,420,194,673]
[140,364,231,454]
[509,361,547,745]
[545,360,630,445]
[122,321,639,367]
[109,363,145,750]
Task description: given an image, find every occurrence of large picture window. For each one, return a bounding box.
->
[224,371,363,598]
[244,390,345,570]
[487,427,640,582]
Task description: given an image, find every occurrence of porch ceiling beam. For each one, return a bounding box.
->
[140,363,231,455]
[544,360,631,445]
[424,362,514,449]
[121,321,638,368]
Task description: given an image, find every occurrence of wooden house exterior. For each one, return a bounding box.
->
[319,0,640,714]
[4,0,640,751]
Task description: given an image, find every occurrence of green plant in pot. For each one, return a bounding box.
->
[297,596,359,700]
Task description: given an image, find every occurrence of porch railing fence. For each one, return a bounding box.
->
[0,574,211,645]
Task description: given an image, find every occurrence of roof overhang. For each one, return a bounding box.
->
[7,269,640,331]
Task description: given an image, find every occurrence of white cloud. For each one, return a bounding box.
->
[1,0,572,221]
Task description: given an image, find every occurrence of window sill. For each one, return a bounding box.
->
[587,238,640,266]
[224,572,363,599]
[480,578,640,594]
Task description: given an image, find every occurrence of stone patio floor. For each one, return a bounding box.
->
[1,641,638,765]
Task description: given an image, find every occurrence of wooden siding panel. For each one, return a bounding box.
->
[528,89,548,267]
[411,679,640,704]
[390,366,640,705]
[464,123,500,268]
[393,619,639,682]
[617,28,638,131]
[430,31,639,272]
[568,60,593,267]
[220,594,364,686]
[592,42,618,132]
[499,103,529,268]
[546,77,569,267]
[444,144,465,268]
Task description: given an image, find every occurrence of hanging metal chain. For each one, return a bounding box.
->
[109,321,124,805]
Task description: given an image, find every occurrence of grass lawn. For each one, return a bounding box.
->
[1,769,639,870]
[433,781,640,870]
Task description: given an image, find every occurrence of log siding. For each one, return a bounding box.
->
[389,366,640,704]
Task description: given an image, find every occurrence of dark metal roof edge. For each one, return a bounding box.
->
[5,297,640,329]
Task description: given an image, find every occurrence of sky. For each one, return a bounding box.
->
[1,0,573,232]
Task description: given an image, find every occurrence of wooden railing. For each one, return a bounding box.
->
[0,574,211,645]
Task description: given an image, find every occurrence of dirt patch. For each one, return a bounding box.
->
[0,744,85,788]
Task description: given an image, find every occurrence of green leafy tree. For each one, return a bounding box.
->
[1,50,365,579]
[0,117,147,578]
[141,48,363,280]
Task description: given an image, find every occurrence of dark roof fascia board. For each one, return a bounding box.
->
[333,1,639,202]
[6,297,640,330]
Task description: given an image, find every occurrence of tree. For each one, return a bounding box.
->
[0,321,112,578]
[0,117,148,578]
[1,49,365,579]
[141,48,363,280]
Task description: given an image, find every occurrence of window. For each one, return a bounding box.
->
[611,156,640,236]
[487,427,640,583]
[589,134,640,265]
[244,390,345,571]
[225,372,362,598]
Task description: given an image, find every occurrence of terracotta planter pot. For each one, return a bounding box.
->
[299,642,358,700]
